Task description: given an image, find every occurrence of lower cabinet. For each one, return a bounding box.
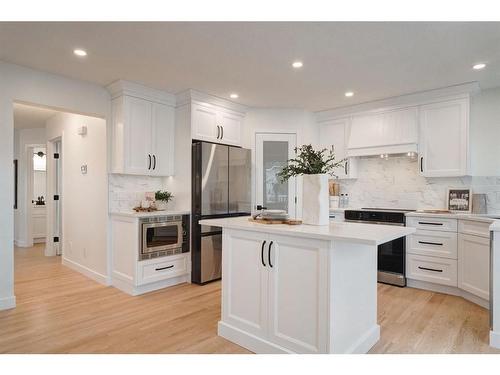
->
[222,229,328,353]
[458,233,490,301]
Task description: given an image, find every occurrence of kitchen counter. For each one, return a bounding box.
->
[406,211,499,223]
[110,209,190,218]
[200,215,414,354]
[200,216,414,245]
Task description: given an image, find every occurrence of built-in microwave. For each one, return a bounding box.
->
[139,214,189,260]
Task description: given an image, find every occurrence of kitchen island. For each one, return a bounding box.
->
[199,216,415,354]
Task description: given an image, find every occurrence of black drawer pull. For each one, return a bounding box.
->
[261,240,267,267]
[418,221,444,226]
[418,266,443,273]
[268,241,273,268]
[155,265,174,271]
[418,241,444,246]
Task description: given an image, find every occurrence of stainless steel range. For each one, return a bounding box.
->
[345,208,415,287]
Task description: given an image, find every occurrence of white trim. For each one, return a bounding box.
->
[490,330,500,349]
[107,80,176,106]
[347,143,418,157]
[112,273,189,296]
[344,325,380,354]
[62,257,111,286]
[407,279,489,309]
[0,295,16,310]
[176,89,247,114]
[14,239,30,247]
[315,82,479,121]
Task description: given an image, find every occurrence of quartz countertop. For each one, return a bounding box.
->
[406,211,499,223]
[199,216,414,245]
[110,210,190,218]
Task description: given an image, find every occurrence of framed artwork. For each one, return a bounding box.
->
[447,188,471,213]
[14,159,18,209]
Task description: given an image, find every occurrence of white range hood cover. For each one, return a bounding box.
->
[347,107,419,157]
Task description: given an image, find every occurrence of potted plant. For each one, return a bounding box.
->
[155,190,174,211]
[278,145,345,225]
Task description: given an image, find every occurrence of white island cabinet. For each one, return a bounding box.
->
[199,216,414,354]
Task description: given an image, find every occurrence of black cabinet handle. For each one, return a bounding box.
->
[148,154,151,170]
[216,125,220,139]
[418,221,444,226]
[220,126,224,140]
[261,240,267,267]
[155,265,174,271]
[153,155,156,170]
[418,241,444,246]
[420,156,423,173]
[268,241,274,268]
[256,205,267,211]
[418,266,443,273]
[344,161,348,175]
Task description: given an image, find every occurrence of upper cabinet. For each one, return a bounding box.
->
[418,97,469,177]
[108,81,176,176]
[178,90,246,147]
[318,117,357,179]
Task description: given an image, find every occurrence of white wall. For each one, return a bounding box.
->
[470,87,500,176]
[0,61,110,310]
[242,108,319,217]
[13,128,46,247]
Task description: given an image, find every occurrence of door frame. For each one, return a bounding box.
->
[254,132,297,218]
[45,137,62,257]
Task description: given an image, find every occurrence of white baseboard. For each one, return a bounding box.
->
[14,239,31,248]
[0,295,16,310]
[407,279,489,309]
[62,257,111,286]
[347,325,380,354]
[112,272,189,296]
[490,330,500,349]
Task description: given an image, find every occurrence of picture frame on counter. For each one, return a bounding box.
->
[447,187,472,213]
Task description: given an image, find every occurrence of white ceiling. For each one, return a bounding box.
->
[13,103,58,129]
[1,22,500,111]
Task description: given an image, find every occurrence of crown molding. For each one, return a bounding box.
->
[315,82,481,122]
[107,80,176,106]
[176,89,247,114]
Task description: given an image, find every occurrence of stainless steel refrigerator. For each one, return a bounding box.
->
[191,141,252,284]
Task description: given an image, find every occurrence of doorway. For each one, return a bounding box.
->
[255,133,297,217]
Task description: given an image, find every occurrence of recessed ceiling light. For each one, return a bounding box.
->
[345,91,354,97]
[73,49,87,57]
[230,93,239,99]
[473,63,486,70]
[292,61,303,68]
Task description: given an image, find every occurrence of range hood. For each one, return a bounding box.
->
[346,107,419,157]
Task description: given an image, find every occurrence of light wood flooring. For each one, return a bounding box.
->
[0,244,498,354]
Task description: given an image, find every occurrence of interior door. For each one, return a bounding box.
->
[255,133,297,217]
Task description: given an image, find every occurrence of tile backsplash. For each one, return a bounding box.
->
[109,174,169,211]
[338,156,500,213]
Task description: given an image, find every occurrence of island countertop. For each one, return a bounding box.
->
[199,216,415,245]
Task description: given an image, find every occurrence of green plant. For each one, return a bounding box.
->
[155,190,174,202]
[277,144,346,182]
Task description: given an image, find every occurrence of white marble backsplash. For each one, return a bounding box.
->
[338,156,500,213]
[109,174,170,211]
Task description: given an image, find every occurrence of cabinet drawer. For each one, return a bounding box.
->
[406,216,457,232]
[458,219,491,238]
[407,229,457,259]
[137,255,188,286]
[329,212,345,222]
[406,254,457,287]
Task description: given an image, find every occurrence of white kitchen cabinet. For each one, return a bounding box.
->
[458,233,490,301]
[419,98,469,177]
[109,81,176,176]
[191,102,243,146]
[318,117,357,179]
[221,229,328,353]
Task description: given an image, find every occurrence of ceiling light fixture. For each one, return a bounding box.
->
[292,61,303,68]
[345,91,354,97]
[230,93,239,99]
[73,49,87,57]
[473,63,486,70]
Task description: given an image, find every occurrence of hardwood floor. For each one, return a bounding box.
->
[0,244,497,354]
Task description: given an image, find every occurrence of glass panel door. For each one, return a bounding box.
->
[255,133,297,217]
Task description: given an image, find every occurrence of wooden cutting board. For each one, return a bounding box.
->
[249,217,302,225]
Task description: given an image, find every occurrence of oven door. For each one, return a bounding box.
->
[142,222,182,254]
[378,236,406,287]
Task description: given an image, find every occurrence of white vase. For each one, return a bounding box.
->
[156,201,169,211]
[302,174,329,226]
